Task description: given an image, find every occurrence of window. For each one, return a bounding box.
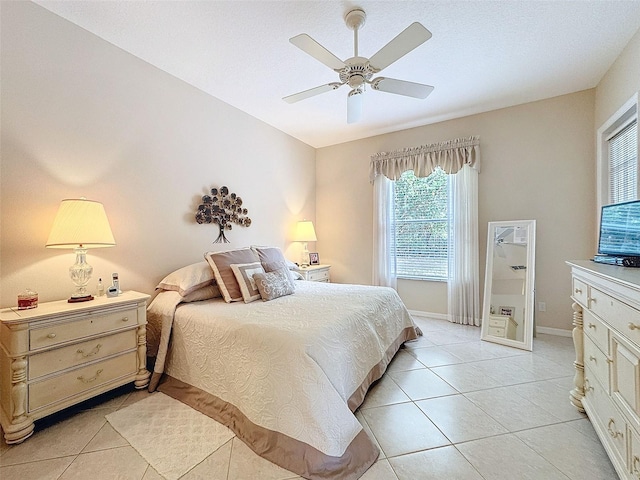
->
[393,167,450,280]
[598,94,638,208]
[608,119,638,204]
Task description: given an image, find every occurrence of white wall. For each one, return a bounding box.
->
[0,2,316,306]
[317,90,596,331]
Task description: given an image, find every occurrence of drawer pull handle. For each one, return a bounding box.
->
[77,369,103,384]
[589,355,597,363]
[629,323,640,330]
[122,317,129,322]
[47,333,57,339]
[575,288,582,294]
[584,378,594,392]
[607,418,623,439]
[633,456,640,477]
[588,323,596,329]
[590,297,597,304]
[77,344,102,358]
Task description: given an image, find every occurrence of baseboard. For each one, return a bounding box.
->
[408,310,448,321]
[409,310,573,338]
[535,326,573,337]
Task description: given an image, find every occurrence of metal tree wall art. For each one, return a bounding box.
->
[196,186,251,243]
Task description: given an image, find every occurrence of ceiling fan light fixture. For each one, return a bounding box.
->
[284,8,433,123]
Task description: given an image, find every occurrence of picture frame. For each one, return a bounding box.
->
[499,306,514,317]
[309,252,320,265]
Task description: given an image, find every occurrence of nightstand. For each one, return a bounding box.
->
[294,264,331,283]
[0,291,150,444]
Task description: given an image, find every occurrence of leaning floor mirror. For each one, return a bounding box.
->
[481,220,536,351]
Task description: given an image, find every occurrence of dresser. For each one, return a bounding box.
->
[294,264,331,282]
[0,291,150,444]
[568,260,640,479]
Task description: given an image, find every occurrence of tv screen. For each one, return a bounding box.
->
[598,200,640,257]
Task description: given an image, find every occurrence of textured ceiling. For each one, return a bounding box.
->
[36,0,640,148]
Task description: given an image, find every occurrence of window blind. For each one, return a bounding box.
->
[393,168,449,280]
[608,119,638,204]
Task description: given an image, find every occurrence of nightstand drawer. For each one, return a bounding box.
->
[29,329,136,380]
[489,317,507,328]
[30,308,138,350]
[488,326,505,337]
[29,351,137,411]
[308,269,330,282]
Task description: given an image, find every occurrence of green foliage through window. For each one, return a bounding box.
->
[393,168,449,280]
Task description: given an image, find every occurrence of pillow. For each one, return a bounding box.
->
[230,262,265,303]
[251,246,296,289]
[204,248,261,302]
[253,268,295,301]
[156,262,215,296]
[181,284,221,303]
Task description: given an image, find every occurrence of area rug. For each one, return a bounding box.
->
[106,392,235,479]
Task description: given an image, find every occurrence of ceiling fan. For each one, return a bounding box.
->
[283,8,434,123]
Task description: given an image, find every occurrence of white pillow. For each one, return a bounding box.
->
[156,262,215,296]
[230,262,266,303]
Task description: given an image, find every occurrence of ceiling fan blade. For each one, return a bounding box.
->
[369,22,432,71]
[283,83,342,103]
[347,89,363,124]
[370,77,434,99]
[290,34,346,70]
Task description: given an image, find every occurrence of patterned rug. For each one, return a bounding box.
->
[106,392,235,479]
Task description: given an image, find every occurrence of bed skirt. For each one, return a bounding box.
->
[158,376,379,480]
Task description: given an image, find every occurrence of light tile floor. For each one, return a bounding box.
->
[0,317,618,480]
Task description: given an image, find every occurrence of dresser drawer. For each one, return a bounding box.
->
[572,277,588,306]
[590,287,640,346]
[628,429,640,480]
[584,311,610,354]
[584,335,610,391]
[29,329,136,380]
[307,269,330,282]
[584,365,628,468]
[30,308,137,350]
[29,351,137,411]
[612,333,640,426]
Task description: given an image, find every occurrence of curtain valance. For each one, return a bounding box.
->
[369,136,481,183]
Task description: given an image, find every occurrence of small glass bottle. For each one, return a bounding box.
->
[97,278,105,297]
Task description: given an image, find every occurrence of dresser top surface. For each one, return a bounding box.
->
[0,291,149,323]
[567,260,640,290]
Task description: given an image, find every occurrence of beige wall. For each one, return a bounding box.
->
[0,2,316,306]
[317,90,596,331]
[595,26,640,128]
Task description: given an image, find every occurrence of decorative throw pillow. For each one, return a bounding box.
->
[181,284,221,303]
[253,268,295,301]
[251,246,296,289]
[204,248,261,302]
[156,261,215,296]
[230,262,265,303]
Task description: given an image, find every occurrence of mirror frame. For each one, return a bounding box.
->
[481,220,536,351]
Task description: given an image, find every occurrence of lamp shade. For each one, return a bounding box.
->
[293,220,317,242]
[46,198,116,249]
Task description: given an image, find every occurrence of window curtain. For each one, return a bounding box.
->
[370,136,480,325]
[373,174,397,288]
[448,164,480,325]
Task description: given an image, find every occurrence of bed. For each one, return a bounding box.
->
[146,250,420,480]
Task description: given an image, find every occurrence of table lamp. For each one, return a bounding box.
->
[293,220,317,267]
[46,198,116,302]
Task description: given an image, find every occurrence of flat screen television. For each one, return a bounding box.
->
[598,199,640,257]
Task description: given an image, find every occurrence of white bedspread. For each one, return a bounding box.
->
[146,281,419,478]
